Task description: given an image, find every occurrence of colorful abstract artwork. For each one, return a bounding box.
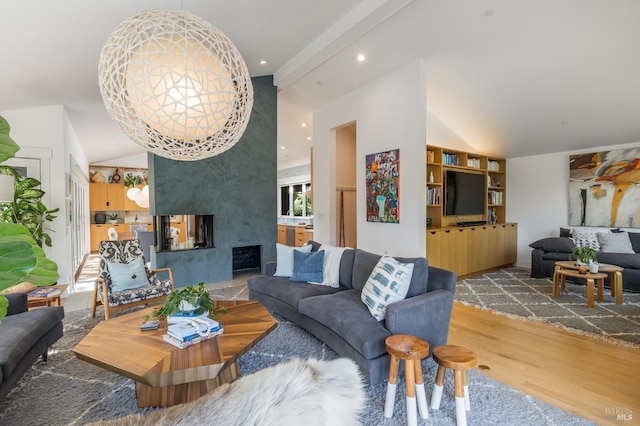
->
[366,149,399,223]
[569,147,640,227]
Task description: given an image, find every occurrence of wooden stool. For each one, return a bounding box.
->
[384,334,430,426]
[430,345,476,426]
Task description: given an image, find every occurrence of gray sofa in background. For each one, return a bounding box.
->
[248,244,457,384]
[530,233,640,293]
[0,292,65,401]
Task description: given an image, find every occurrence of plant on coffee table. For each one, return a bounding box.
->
[152,282,227,320]
[571,246,597,265]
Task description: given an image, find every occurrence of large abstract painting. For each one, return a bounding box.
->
[366,149,399,223]
[569,147,640,227]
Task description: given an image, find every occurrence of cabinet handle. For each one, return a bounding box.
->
[445,230,451,233]
[106,201,110,207]
[429,231,436,235]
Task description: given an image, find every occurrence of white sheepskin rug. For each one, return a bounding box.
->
[91,357,366,426]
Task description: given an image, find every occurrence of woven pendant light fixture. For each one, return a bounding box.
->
[99,9,253,161]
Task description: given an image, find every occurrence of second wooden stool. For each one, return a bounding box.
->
[384,334,430,426]
[430,345,476,426]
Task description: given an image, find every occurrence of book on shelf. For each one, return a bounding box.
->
[426,150,435,163]
[427,187,441,205]
[28,287,61,298]
[167,317,222,342]
[488,160,500,171]
[162,328,224,349]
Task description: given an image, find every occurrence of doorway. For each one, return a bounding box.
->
[335,123,357,248]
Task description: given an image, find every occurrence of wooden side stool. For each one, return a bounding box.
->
[384,334,430,426]
[430,345,475,426]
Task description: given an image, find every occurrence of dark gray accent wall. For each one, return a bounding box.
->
[149,76,277,287]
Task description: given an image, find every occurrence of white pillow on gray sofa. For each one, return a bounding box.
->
[597,232,635,254]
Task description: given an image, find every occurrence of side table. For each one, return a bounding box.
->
[27,284,68,309]
[552,266,607,308]
[553,261,623,304]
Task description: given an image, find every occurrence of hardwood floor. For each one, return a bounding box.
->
[448,302,639,425]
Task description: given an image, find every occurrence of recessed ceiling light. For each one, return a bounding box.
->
[280,146,285,150]
[357,53,366,62]
[301,123,307,127]
[306,137,312,141]
[259,59,268,65]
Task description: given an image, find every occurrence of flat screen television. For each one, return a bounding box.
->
[444,170,486,216]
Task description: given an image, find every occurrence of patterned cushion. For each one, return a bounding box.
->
[571,231,601,250]
[360,255,414,321]
[291,250,324,283]
[597,232,635,254]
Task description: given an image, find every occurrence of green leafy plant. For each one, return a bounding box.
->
[124,173,144,187]
[108,213,119,221]
[571,246,597,264]
[152,282,227,320]
[0,222,59,320]
[0,116,58,247]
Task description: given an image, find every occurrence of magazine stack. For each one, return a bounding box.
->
[163,314,224,349]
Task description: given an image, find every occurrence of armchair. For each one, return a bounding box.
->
[91,239,174,320]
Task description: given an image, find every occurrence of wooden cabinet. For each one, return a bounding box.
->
[90,224,127,252]
[277,225,287,245]
[426,228,468,275]
[123,184,147,211]
[277,224,312,247]
[89,183,124,211]
[426,223,517,278]
[426,145,514,277]
[89,165,150,252]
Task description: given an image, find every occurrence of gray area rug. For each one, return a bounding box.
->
[457,267,640,347]
[0,283,595,426]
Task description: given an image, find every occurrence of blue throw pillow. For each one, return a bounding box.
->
[108,258,149,292]
[291,250,325,283]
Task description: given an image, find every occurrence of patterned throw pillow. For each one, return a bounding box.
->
[291,250,325,283]
[597,232,635,254]
[361,255,414,321]
[571,231,601,250]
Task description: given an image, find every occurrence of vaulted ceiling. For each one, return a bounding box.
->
[1,0,638,167]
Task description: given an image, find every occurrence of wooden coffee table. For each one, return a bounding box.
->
[73,300,276,407]
[553,261,624,305]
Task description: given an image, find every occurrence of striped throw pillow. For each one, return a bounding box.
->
[360,255,414,321]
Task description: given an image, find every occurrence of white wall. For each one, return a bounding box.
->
[1,105,89,286]
[509,140,640,267]
[313,61,427,256]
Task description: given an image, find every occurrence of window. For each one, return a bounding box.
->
[280,182,312,217]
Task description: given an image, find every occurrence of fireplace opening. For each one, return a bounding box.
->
[233,245,261,272]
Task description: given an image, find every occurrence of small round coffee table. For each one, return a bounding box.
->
[553,261,624,305]
[552,264,608,308]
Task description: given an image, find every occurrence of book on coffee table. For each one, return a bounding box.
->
[167,317,222,342]
[162,328,224,349]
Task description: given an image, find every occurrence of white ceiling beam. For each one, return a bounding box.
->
[274,0,414,89]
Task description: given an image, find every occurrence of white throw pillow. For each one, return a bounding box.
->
[361,255,414,321]
[274,243,312,277]
[597,232,635,254]
[316,244,350,288]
